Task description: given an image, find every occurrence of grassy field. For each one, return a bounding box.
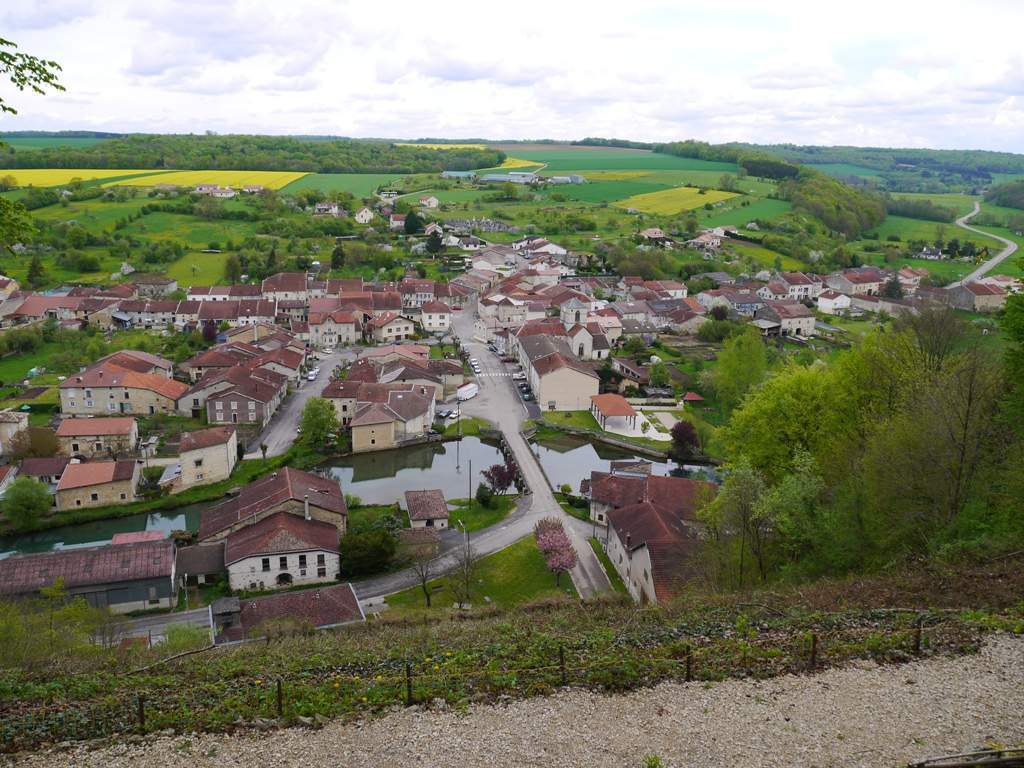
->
[121,211,259,246]
[892,192,978,217]
[166,251,230,285]
[970,224,1024,277]
[616,186,737,214]
[109,169,308,189]
[395,143,486,150]
[447,494,516,532]
[386,536,577,613]
[491,147,737,173]
[701,198,792,227]
[0,168,163,187]
[0,342,65,383]
[280,173,402,196]
[724,241,805,271]
[864,215,997,249]
[498,157,542,169]
[0,136,111,151]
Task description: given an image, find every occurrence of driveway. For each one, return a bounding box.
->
[247,348,354,457]
[950,201,1019,287]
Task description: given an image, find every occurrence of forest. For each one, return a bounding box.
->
[984,180,1024,210]
[0,134,503,174]
[699,301,1024,587]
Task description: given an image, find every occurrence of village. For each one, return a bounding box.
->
[0,173,1018,645]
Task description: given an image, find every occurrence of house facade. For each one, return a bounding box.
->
[54,460,141,511]
[55,416,139,458]
[177,426,238,491]
[225,511,340,591]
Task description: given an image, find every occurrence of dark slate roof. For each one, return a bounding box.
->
[215,583,364,644]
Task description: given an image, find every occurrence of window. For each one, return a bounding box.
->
[298,555,307,568]
[76,499,81,506]
[72,442,80,452]
[317,567,327,578]
[261,558,270,572]
[231,401,238,410]
[194,459,203,468]
[119,493,126,500]
[85,389,92,398]
[644,569,649,582]
[192,398,199,407]
[90,492,99,501]
[279,556,287,570]
[215,402,223,410]
[123,391,130,400]
[148,586,159,605]
[86,400,94,407]
[70,400,76,407]
[107,403,116,412]
[248,401,256,411]
[317,554,325,566]
[94,442,102,451]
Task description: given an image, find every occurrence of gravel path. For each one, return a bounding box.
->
[13,634,1024,768]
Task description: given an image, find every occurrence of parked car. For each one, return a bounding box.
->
[323,348,334,355]
[307,371,317,381]
[469,358,479,365]
[521,392,534,401]
[511,372,526,380]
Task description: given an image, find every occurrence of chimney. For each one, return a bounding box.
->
[304,493,310,520]
[625,532,631,549]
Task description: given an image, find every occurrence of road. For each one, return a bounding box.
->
[118,607,211,642]
[450,307,609,598]
[247,348,353,457]
[949,201,1019,287]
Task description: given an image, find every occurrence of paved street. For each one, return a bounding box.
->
[950,202,1020,287]
[452,308,609,599]
[118,607,212,642]
[246,348,353,457]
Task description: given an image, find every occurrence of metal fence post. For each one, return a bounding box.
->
[685,646,693,682]
[809,633,818,669]
[913,616,923,655]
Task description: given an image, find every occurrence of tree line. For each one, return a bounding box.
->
[0,135,504,175]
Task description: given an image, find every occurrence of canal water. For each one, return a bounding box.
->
[530,433,717,493]
[0,438,508,556]
[323,436,506,505]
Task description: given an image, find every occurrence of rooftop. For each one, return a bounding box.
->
[404,489,449,521]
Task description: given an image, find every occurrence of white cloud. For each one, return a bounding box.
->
[0,0,1022,150]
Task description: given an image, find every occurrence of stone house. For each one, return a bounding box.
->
[55,416,139,458]
[224,510,340,592]
[367,312,415,342]
[54,460,141,511]
[0,410,29,457]
[177,426,238,491]
[404,489,449,530]
[59,364,187,417]
[418,300,451,333]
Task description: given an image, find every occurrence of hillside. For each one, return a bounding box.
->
[17,635,1024,768]
[3,558,1023,753]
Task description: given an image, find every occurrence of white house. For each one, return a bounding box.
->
[817,290,852,315]
[354,207,374,224]
[419,195,439,209]
[225,510,340,591]
[418,300,452,333]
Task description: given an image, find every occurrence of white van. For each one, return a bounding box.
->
[457,383,479,401]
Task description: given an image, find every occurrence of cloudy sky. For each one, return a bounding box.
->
[2,0,1023,151]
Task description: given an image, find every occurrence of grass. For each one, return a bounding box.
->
[541,410,601,431]
[121,211,259,247]
[702,198,792,227]
[348,503,403,532]
[616,186,737,215]
[386,536,576,613]
[0,136,111,151]
[892,192,979,217]
[447,494,516,532]
[107,170,308,189]
[806,162,883,180]
[280,173,403,197]
[0,342,64,384]
[590,537,628,594]
[724,241,805,271]
[166,251,229,285]
[492,147,738,173]
[442,415,491,437]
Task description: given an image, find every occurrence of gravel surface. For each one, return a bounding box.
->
[12,635,1024,768]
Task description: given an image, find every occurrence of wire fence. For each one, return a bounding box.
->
[1,620,938,751]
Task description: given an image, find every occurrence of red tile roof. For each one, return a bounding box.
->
[404,489,449,521]
[111,530,166,545]
[180,426,236,453]
[0,538,174,595]
[56,417,136,437]
[216,583,363,644]
[590,393,637,418]
[198,467,347,540]
[19,457,71,478]
[56,460,137,491]
[224,511,339,565]
[59,364,188,400]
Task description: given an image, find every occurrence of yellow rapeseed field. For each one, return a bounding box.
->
[499,157,542,169]
[396,143,487,150]
[616,186,737,214]
[578,170,648,181]
[106,170,309,189]
[0,169,160,187]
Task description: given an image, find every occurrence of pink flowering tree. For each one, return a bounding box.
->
[534,518,578,586]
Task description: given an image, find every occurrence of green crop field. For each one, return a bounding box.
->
[701,198,792,227]
[0,136,111,151]
[542,179,671,204]
[865,215,997,249]
[29,197,154,233]
[808,163,884,179]
[280,173,402,197]
[979,200,1024,225]
[490,147,738,173]
[725,241,805,271]
[166,251,230,285]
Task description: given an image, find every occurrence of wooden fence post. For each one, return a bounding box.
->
[685,646,693,682]
[405,663,413,706]
[136,696,145,732]
[559,645,566,686]
[276,679,283,718]
[809,633,818,669]
[913,617,923,655]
